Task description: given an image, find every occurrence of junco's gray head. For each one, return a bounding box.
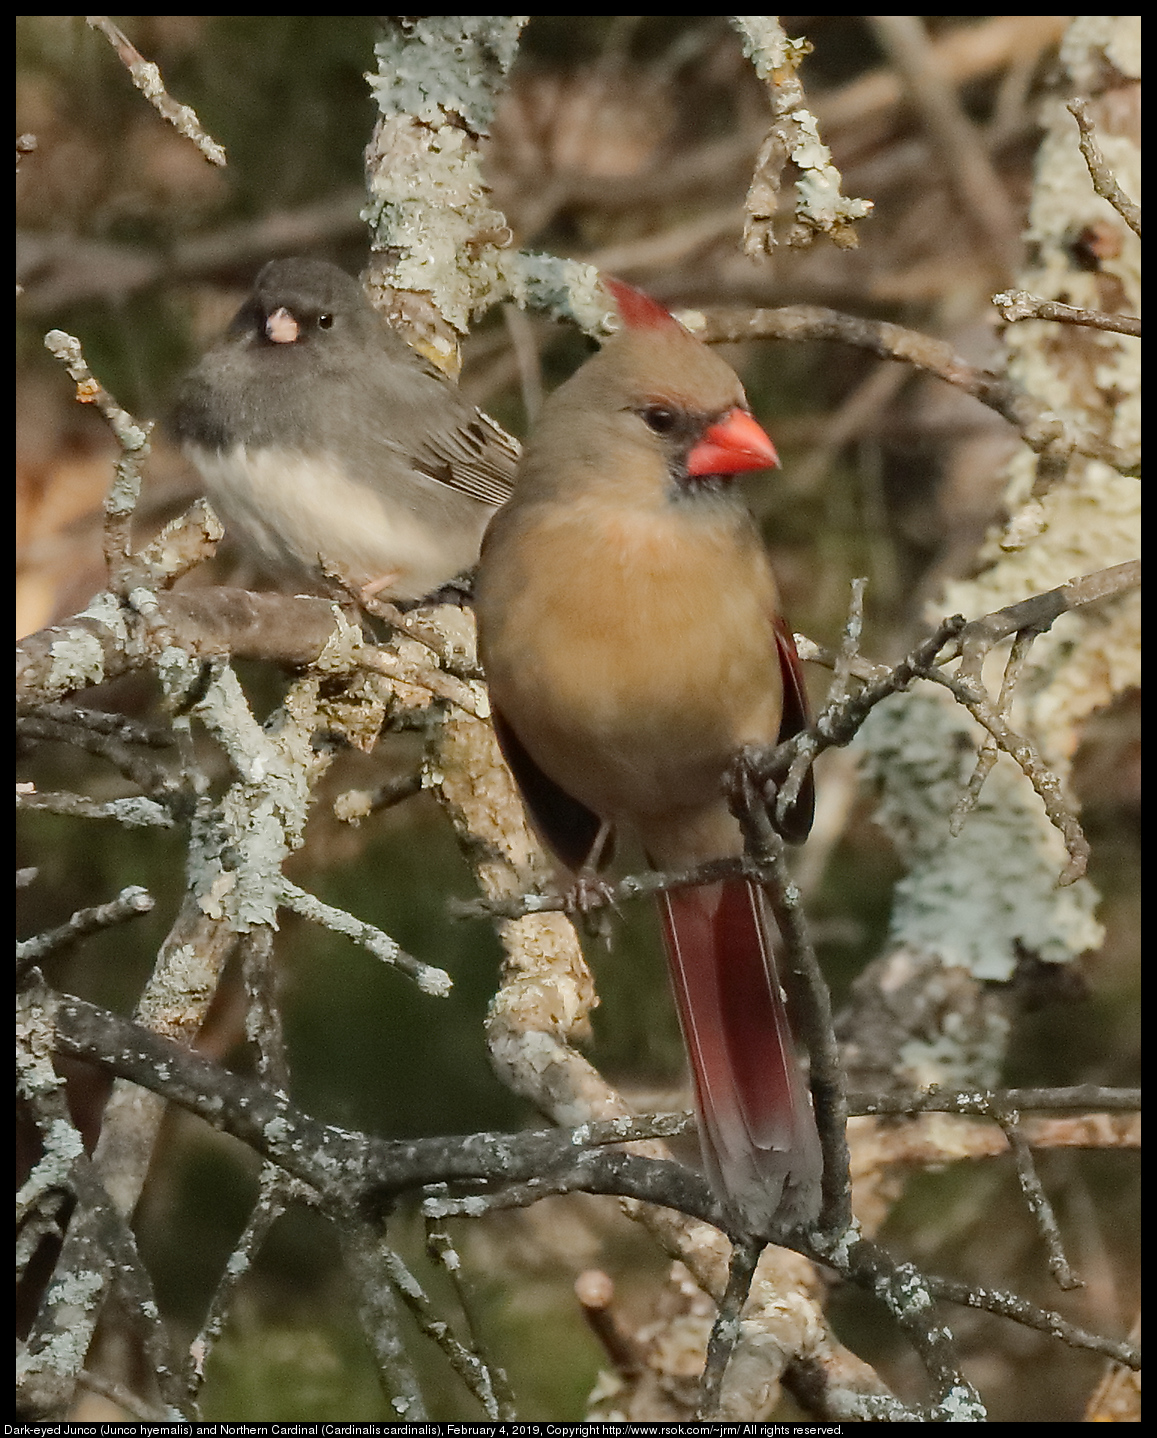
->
[171,257,517,600]
[228,258,388,368]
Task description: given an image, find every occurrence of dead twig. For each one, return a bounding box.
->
[993,288,1140,338]
[998,1116,1083,1291]
[697,1237,761,1418]
[85,16,226,166]
[1067,98,1141,238]
[732,17,872,253]
[693,305,1066,458]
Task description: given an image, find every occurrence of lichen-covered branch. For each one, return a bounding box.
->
[362,16,527,370]
[85,15,226,167]
[43,982,1137,1383]
[993,287,1140,337]
[732,17,873,252]
[1067,97,1141,237]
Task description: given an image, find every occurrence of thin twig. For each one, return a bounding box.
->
[184,1170,295,1401]
[732,17,872,252]
[42,329,152,595]
[950,626,1035,834]
[925,665,1090,884]
[379,1239,504,1419]
[922,1272,1140,1369]
[207,901,299,1425]
[17,702,177,748]
[698,1237,761,1418]
[998,1116,1083,1291]
[846,1085,1140,1117]
[17,708,176,795]
[993,288,1140,337]
[1067,99,1141,238]
[279,879,452,996]
[85,16,226,166]
[420,1154,721,1225]
[426,1212,518,1418]
[952,562,1141,660]
[16,886,154,971]
[693,306,1134,473]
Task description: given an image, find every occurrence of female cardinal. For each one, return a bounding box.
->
[171,257,518,601]
[474,279,822,1236]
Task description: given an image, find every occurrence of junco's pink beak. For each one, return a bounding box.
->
[266,307,299,344]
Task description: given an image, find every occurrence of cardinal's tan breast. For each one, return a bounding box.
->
[481,497,783,830]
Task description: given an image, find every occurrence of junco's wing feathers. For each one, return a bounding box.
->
[331,344,518,510]
[410,409,520,510]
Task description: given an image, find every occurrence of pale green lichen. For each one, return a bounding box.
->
[733,16,811,82]
[17,1120,84,1218]
[16,1263,107,1377]
[789,110,874,230]
[363,19,649,341]
[364,18,526,334]
[732,17,872,246]
[43,591,128,698]
[898,1013,1009,1091]
[936,1383,988,1422]
[104,796,174,827]
[505,252,610,336]
[368,17,525,133]
[857,692,1103,980]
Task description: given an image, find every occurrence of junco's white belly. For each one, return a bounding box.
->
[192,443,489,599]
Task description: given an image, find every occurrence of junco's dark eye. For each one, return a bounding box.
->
[641,406,677,434]
[317,313,335,330]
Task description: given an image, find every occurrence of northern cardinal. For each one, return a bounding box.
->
[474,279,822,1236]
[171,257,518,601]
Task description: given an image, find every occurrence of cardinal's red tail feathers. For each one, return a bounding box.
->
[658,879,822,1236]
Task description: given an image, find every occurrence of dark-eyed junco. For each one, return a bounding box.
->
[170,257,519,601]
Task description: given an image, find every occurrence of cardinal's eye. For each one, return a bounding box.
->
[641,406,677,434]
[317,313,335,330]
